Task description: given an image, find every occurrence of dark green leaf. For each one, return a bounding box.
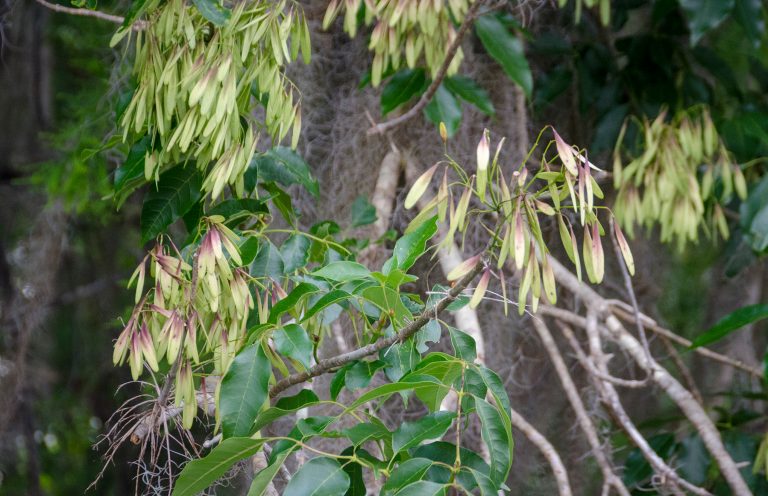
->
[393,481,446,496]
[350,196,378,227]
[381,339,420,382]
[381,69,427,115]
[423,84,462,137]
[416,319,441,353]
[248,147,319,197]
[191,0,231,26]
[312,261,371,282]
[173,438,264,496]
[251,241,285,279]
[140,166,203,243]
[734,0,765,47]
[303,290,352,322]
[381,458,433,496]
[248,452,290,496]
[220,343,271,438]
[283,457,350,496]
[239,237,261,266]
[273,324,313,370]
[444,76,495,115]
[464,468,498,496]
[261,182,296,226]
[253,389,320,431]
[392,412,456,454]
[679,0,735,45]
[691,304,768,348]
[269,282,319,324]
[281,235,311,273]
[330,363,354,401]
[347,379,444,410]
[382,216,438,274]
[448,327,477,362]
[207,198,268,223]
[345,360,386,390]
[114,136,150,202]
[740,175,768,254]
[412,441,491,489]
[343,422,391,446]
[475,14,532,97]
[475,398,513,487]
[623,433,676,485]
[677,434,710,486]
[340,446,367,496]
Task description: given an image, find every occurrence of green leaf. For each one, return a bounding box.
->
[444,76,495,115]
[392,412,456,454]
[239,237,261,266]
[302,290,352,322]
[679,0,735,45]
[475,14,532,97]
[281,234,311,273]
[220,343,271,438]
[691,304,768,348]
[330,363,354,400]
[251,241,285,279]
[381,458,433,496]
[172,438,264,496]
[623,433,676,485]
[393,481,446,496]
[261,182,296,226]
[361,286,412,327]
[381,69,427,115]
[191,0,231,26]
[381,339,420,382]
[423,84,462,137]
[464,468,498,496]
[313,261,371,282]
[207,198,268,223]
[345,360,386,390]
[350,196,377,227]
[283,457,350,496]
[412,441,492,489]
[382,216,438,274]
[346,379,444,410]
[247,147,319,197]
[268,282,319,324]
[273,324,313,370]
[140,166,203,243]
[253,389,320,431]
[475,398,513,486]
[734,0,765,47]
[340,446,367,496]
[114,136,150,201]
[448,327,477,362]
[416,319,441,353]
[741,175,768,254]
[248,452,290,496]
[343,422,391,446]
[476,365,511,414]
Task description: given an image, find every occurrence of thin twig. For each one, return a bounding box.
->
[269,260,484,397]
[366,0,488,136]
[33,0,144,28]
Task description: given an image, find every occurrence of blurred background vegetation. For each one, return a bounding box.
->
[1,0,767,494]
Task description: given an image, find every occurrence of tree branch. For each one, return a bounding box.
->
[509,406,573,496]
[366,0,487,136]
[34,0,129,26]
[268,260,484,398]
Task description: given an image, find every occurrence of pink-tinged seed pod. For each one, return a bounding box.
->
[405,163,439,210]
[113,324,132,365]
[446,254,482,281]
[129,334,143,380]
[553,129,578,176]
[583,225,596,283]
[139,323,159,372]
[591,222,605,283]
[469,269,491,309]
[476,130,490,202]
[542,255,557,304]
[513,210,526,271]
[439,122,448,142]
[613,221,635,276]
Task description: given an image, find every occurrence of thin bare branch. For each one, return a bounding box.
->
[366,0,487,136]
[33,0,145,29]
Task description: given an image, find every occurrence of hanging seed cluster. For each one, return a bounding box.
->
[113,217,252,427]
[613,108,747,249]
[117,0,310,199]
[405,128,633,315]
[323,0,472,86]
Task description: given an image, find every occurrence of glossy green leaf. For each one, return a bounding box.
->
[381,339,420,382]
[734,0,765,47]
[261,182,296,226]
[475,14,532,97]
[330,363,354,401]
[423,84,462,137]
[345,360,386,390]
[114,136,150,202]
[361,286,411,327]
[412,441,492,489]
[312,261,371,282]
[283,457,350,496]
[416,319,441,353]
[381,69,427,115]
[172,438,264,496]
[343,422,391,446]
[346,379,443,410]
[679,0,735,45]
[383,216,438,274]
[281,234,311,273]
[381,458,433,495]
[741,175,768,254]
[247,147,319,197]
[464,468,498,496]
[191,0,230,25]
[140,166,203,243]
[239,237,261,265]
[207,198,268,223]
[251,241,285,279]
[303,290,352,322]
[340,446,367,496]
[392,411,456,454]
[476,365,511,414]
[444,76,495,115]
[393,481,446,496]
[623,433,676,485]
[350,196,377,227]
[253,389,321,431]
[273,324,313,370]
[268,282,319,324]
[448,327,477,362]
[475,398,512,486]
[691,304,768,348]
[220,342,271,438]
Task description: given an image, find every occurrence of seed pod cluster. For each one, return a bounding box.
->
[613,108,747,249]
[117,0,309,198]
[323,0,471,86]
[405,128,627,315]
[113,217,253,428]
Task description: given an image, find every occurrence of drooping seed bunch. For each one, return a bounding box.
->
[117,0,310,198]
[613,108,747,249]
[113,217,252,427]
[405,128,633,315]
[323,0,472,86]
